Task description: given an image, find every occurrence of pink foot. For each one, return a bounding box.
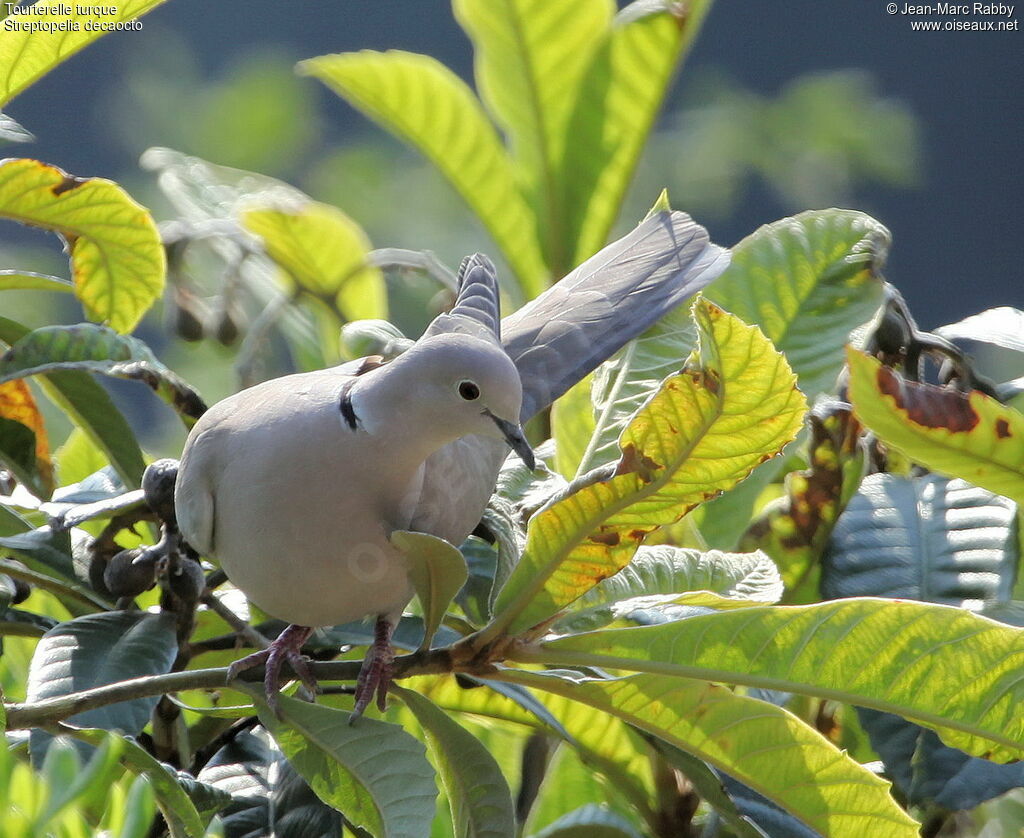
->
[352,616,395,719]
[227,624,316,717]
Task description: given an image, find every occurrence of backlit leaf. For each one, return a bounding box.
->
[300,50,546,296]
[499,669,918,837]
[565,0,714,265]
[394,686,515,838]
[517,597,1024,761]
[556,546,782,632]
[259,694,437,837]
[0,270,73,293]
[0,159,164,332]
[740,399,865,596]
[489,298,806,637]
[695,208,888,548]
[0,0,169,106]
[453,0,611,274]
[846,347,1024,505]
[243,201,386,321]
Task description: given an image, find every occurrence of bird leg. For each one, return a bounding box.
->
[227,623,317,717]
[352,615,395,718]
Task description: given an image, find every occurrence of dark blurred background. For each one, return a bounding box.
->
[1,0,1021,449]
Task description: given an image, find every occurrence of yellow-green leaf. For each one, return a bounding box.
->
[405,674,655,815]
[0,0,168,106]
[453,0,611,274]
[242,201,386,321]
[550,373,595,478]
[516,598,1024,762]
[488,299,807,637]
[695,208,889,548]
[0,271,73,293]
[258,694,437,838]
[847,348,1024,505]
[496,669,919,838]
[707,209,889,399]
[299,50,547,297]
[390,531,467,651]
[566,1,713,265]
[0,159,164,332]
[392,686,515,838]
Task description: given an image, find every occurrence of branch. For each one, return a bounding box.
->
[3,649,454,731]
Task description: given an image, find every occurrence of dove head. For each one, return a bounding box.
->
[359,333,535,469]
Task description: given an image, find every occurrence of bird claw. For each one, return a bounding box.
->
[227,624,316,718]
[351,616,395,721]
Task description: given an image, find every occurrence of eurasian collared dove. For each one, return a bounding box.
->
[174,210,729,715]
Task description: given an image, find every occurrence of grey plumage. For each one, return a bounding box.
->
[175,210,728,631]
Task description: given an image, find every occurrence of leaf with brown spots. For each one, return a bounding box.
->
[740,401,864,599]
[0,159,164,332]
[0,379,53,497]
[487,298,806,638]
[847,347,1024,505]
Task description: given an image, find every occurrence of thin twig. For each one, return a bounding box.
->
[200,591,270,650]
[3,649,454,730]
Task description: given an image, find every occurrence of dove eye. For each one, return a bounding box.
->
[458,380,481,401]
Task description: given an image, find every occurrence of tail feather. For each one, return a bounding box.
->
[502,210,730,421]
[425,253,502,342]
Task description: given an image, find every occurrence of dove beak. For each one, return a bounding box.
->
[486,411,536,471]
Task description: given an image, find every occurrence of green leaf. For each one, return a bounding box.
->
[390,531,468,651]
[0,324,206,426]
[405,674,654,818]
[453,0,611,274]
[692,209,888,547]
[565,0,714,265]
[847,348,1024,505]
[500,669,918,837]
[197,724,343,837]
[242,201,387,321]
[489,299,806,637]
[299,50,547,296]
[577,300,695,475]
[550,374,595,479]
[27,611,178,764]
[556,546,783,632]
[0,312,147,488]
[259,693,437,837]
[70,729,206,838]
[0,1,169,105]
[393,686,515,838]
[0,159,165,332]
[823,473,1018,605]
[0,270,74,293]
[708,209,888,399]
[515,597,1024,762]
